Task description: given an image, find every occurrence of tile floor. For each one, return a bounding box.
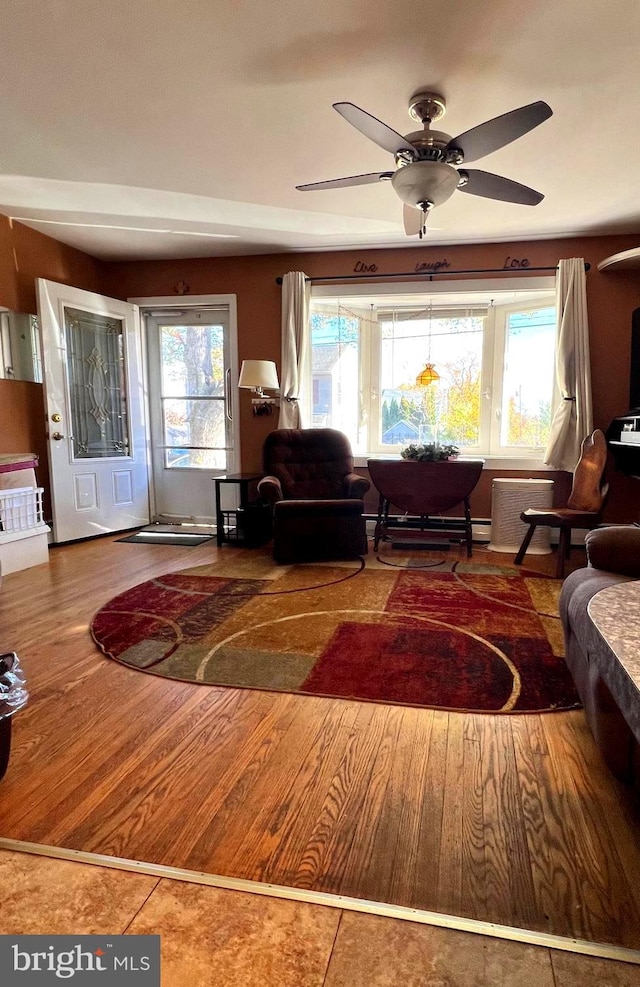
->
[1,848,639,986]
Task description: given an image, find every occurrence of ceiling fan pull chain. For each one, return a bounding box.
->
[418,200,431,238]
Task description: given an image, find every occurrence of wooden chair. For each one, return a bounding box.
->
[514,429,609,578]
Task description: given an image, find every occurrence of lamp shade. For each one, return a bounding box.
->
[238,359,279,391]
[415,363,440,386]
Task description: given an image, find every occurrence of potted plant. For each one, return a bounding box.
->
[400,442,460,461]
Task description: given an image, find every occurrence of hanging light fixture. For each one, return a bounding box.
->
[415,302,440,386]
[415,362,440,386]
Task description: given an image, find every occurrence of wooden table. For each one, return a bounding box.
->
[367,458,484,556]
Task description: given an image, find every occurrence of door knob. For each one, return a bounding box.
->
[51,432,64,441]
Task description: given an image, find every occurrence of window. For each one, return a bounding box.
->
[495,304,556,450]
[157,320,227,469]
[309,307,360,433]
[309,279,557,460]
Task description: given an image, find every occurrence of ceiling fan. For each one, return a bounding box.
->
[296,91,552,237]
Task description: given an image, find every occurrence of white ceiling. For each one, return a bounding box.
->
[2,0,640,261]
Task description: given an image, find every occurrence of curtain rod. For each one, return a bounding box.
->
[275,263,590,285]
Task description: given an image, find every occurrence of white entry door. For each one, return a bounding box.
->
[37,279,150,543]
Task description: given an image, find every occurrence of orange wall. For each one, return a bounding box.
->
[0,216,103,314]
[0,380,46,460]
[2,218,640,523]
[102,233,640,521]
[0,218,105,507]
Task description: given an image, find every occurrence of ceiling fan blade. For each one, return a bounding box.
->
[447,101,552,163]
[403,205,422,236]
[459,169,544,205]
[333,102,417,156]
[296,172,393,191]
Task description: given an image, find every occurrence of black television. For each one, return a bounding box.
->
[630,307,640,411]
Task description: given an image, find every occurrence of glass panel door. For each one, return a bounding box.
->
[159,322,228,470]
[36,279,149,543]
[146,308,238,523]
[65,307,130,459]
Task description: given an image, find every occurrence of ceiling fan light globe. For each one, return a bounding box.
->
[391,162,459,208]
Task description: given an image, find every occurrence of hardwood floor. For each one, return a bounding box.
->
[1,535,640,949]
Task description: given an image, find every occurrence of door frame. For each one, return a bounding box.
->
[129,294,240,522]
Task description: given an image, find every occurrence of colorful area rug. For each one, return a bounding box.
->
[90,553,580,713]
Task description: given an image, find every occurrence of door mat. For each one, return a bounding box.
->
[117,531,215,546]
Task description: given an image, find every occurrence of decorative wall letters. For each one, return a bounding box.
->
[414,259,451,273]
[503,257,530,269]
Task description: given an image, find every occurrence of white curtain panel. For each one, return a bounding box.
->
[544,258,593,471]
[278,271,310,428]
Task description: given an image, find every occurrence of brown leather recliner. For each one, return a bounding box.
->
[257,428,370,563]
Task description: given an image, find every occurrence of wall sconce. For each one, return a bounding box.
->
[238,359,280,416]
